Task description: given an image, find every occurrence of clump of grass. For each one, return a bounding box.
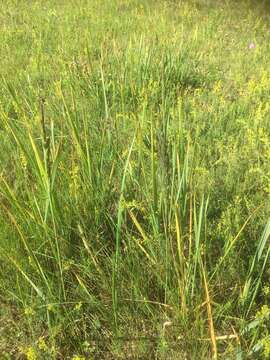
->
[1,0,270,358]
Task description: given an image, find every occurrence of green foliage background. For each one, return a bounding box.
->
[1,0,270,358]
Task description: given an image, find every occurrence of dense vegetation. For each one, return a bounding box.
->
[1,0,270,358]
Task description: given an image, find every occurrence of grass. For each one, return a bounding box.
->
[1,0,270,358]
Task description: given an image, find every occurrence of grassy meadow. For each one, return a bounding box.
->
[1,0,270,358]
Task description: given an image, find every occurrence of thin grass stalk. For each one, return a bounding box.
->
[112,133,136,332]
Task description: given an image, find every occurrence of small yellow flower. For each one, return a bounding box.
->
[24,307,35,317]
[256,304,270,319]
[26,346,37,360]
[72,355,86,360]
[20,152,28,172]
[263,286,270,296]
[262,337,270,358]
[38,337,48,351]
[75,301,82,311]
